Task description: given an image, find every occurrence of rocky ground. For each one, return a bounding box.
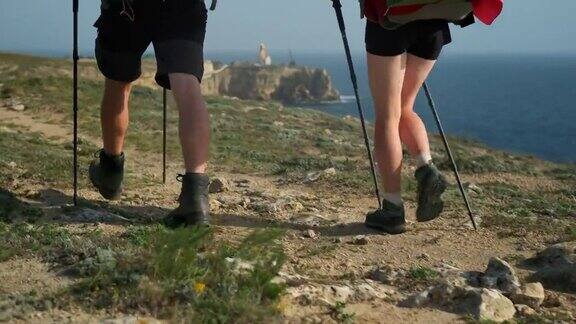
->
[0,53,575,323]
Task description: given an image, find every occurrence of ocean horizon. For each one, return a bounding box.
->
[7,49,575,163]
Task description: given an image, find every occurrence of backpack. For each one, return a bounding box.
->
[360,0,503,30]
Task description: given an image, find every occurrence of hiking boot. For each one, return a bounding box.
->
[163,173,210,228]
[365,200,406,235]
[89,149,124,200]
[415,163,447,222]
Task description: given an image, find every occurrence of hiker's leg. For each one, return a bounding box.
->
[401,55,447,223]
[169,73,210,173]
[101,79,132,156]
[368,52,407,194]
[154,0,210,228]
[399,54,436,165]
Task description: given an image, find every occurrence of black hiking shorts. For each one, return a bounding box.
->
[365,19,451,60]
[94,0,207,89]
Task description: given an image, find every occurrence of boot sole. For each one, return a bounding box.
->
[89,164,123,201]
[365,221,407,235]
[164,209,210,229]
[416,175,447,222]
[163,216,210,229]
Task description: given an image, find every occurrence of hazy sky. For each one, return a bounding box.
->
[1,0,575,56]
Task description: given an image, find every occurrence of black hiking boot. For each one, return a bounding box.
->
[163,173,211,228]
[89,149,124,200]
[415,163,447,222]
[365,200,407,235]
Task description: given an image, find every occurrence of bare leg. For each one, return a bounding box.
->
[367,53,406,195]
[399,54,437,163]
[101,78,132,156]
[168,73,210,173]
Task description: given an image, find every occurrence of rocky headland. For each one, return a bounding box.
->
[201,61,340,104]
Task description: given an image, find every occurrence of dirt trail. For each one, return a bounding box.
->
[0,106,572,323]
[0,108,78,145]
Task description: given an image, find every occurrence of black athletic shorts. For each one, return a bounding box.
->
[94,0,207,89]
[365,20,452,60]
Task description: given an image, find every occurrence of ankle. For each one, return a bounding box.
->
[100,150,124,170]
[383,192,403,207]
[179,173,210,186]
[414,152,432,168]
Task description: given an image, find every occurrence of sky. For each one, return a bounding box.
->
[0,0,575,56]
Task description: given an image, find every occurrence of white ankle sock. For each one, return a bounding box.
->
[415,152,432,168]
[383,192,403,207]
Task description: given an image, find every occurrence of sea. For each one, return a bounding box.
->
[206,50,576,163]
[19,49,576,163]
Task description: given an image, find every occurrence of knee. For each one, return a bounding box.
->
[169,73,202,100]
[105,78,132,96]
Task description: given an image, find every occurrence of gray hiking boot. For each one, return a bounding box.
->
[163,173,210,228]
[89,149,124,200]
[415,163,447,222]
[365,200,407,235]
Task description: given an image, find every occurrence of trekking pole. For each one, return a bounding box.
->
[72,0,79,206]
[162,88,167,184]
[209,0,217,11]
[331,0,382,209]
[423,82,478,230]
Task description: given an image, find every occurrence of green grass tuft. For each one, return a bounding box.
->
[64,227,287,322]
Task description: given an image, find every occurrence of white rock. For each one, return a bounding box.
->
[510,282,545,308]
[305,171,323,183]
[323,167,337,176]
[471,288,516,322]
[515,304,537,317]
[304,168,337,182]
[402,282,516,322]
[464,182,483,194]
[5,98,25,111]
[303,229,318,239]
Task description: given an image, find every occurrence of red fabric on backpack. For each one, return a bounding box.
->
[472,0,503,25]
[363,0,424,23]
[363,0,504,25]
